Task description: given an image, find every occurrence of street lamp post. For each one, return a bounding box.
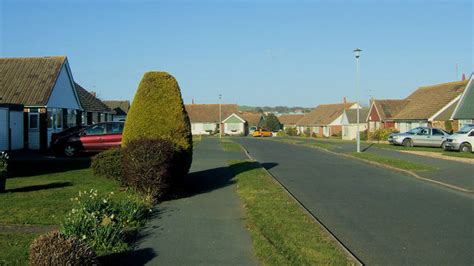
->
[219,94,222,139]
[354,48,362,153]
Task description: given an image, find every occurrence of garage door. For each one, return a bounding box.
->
[0,108,8,150]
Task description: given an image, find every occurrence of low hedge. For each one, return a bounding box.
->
[91,148,123,183]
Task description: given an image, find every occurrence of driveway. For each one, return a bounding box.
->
[235,137,474,265]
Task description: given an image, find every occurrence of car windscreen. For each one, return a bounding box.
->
[406,127,421,135]
[456,125,474,134]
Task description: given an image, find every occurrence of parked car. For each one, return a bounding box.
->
[444,124,474,153]
[388,126,450,148]
[252,128,273,137]
[51,122,124,157]
[248,126,257,136]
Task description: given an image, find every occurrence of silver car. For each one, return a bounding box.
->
[444,124,474,152]
[388,127,450,148]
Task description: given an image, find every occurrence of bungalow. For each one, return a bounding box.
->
[104,100,130,122]
[278,114,305,130]
[75,83,114,125]
[222,113,247,135]
[185,104,238,135]
[296,102,358,137]
[392,80,467,133]
[341,108,369,140]
[451,75,474,129]
[366,99,408,132]
[0,56,82,150]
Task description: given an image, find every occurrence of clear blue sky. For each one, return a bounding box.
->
[1,0,472,107]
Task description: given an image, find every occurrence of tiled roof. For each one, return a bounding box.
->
[296,102,356,126]
[372,99,408,120]
[278,114,305,125]
[239,113,264,127]
[75,83,112,113]
[0,56,65,106]
[452,76,474,120]
[345,108,369,124]
[393,80,467,120]
[185,104,238,123]
[103,100,130,116]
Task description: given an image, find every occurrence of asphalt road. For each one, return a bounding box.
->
[235,137,474,265]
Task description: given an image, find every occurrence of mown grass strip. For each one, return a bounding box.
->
[221,139,243,151]
[229,160,354,265]
[349,152,435,171]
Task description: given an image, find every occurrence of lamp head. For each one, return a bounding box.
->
[353,48,362,58]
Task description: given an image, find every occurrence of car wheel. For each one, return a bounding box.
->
[441,141,447,150]
[402,138,413,147]
[459,143,472,153]
[64,144,77,157]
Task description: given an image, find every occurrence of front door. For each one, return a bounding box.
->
[47,108,63,148]
[28,112,40,149]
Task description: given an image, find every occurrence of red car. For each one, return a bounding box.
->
[51,122,124,157]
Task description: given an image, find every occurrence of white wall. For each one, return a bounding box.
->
[224,123,245,135]
[47,63,81,109]
[191,123,217,135]
[342,124,368,140]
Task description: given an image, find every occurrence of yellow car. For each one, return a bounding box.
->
[252,129,273,137]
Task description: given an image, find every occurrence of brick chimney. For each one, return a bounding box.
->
[462,73,466,81]
[343,96,347,104]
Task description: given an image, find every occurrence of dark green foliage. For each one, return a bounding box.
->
[91,148,123,182]
[264,114,282,132]
[360,130,368,141]
[122,138,177,200]
[122,71,192,177]
[368,128,398,142]
[444,120,453,133]
[29,231,98,266]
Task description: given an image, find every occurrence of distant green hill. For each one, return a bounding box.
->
[238,105,312,113]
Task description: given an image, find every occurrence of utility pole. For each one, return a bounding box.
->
[219,94,222,139]
[354,48,362,153]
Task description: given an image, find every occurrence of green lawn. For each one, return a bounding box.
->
[0,233,38,265]
[349,152,435,171]
[0,164,128,265]
[229,160,354,265]
[375,143,474,159]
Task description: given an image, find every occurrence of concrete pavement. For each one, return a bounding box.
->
[235,137,474,265]
[129,138,257,265]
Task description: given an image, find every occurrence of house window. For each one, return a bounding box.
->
[67,109,76,128]
[227,123,240,132]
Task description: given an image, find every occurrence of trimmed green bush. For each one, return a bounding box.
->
[122,72,192,177]
[29,231,98,266]
[122,138,177,200]
[369,128,398,142]
[91,148,123,182]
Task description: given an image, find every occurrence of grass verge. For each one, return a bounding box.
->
[229,160,354,265]
[375,143,474,160]
[221,139,243,151]
[349,152,435,171]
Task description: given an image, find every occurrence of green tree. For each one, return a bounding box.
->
[264,113,282,131]
[122,71,192,177]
